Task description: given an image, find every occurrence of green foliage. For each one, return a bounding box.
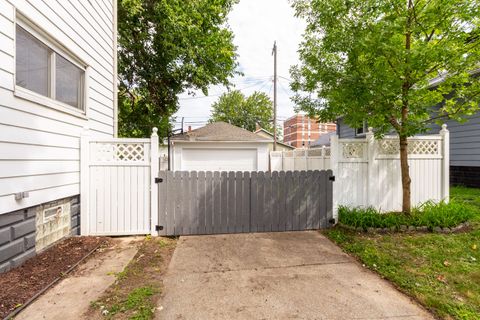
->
[290,0,480,136]
[339,200,476,230]
[209,90,274,132]
[118,0,240,137]
[326,188,480,319]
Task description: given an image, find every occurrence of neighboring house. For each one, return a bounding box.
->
[170,122,271,171]
[254,128,295,152]
[283,114,336,148]
[335,70,480,188]
[310,132,335,148]
[0,1,117,272]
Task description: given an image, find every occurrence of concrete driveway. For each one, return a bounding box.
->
[157,232,433,320]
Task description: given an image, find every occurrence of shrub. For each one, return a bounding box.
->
[338,200,475,230]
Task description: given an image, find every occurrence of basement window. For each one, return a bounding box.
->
[43,205,64,222]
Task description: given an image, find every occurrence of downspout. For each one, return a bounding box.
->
[112,0,118,137]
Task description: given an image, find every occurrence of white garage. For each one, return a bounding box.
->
[170,122,271,172]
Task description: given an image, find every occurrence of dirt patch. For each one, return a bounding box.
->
[85,236,176,320]
[0,236,108,319]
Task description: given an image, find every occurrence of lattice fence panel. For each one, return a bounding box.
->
[93,143,147,162]
[307,149,322,157]
[294,150,306,157]
[378,139,440,156]
[342,143,365,159]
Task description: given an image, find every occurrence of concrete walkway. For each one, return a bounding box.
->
[16,237,140,320]
[157,232,433,320]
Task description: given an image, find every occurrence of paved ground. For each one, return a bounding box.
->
[16,237,141,320]
[156,231,433,320]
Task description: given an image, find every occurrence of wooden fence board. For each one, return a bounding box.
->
[158,170,332,236]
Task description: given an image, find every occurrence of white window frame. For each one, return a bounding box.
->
[355,121,368,137]
[14,15,89,119]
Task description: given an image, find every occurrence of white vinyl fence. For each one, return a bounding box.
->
[270,147,331,171]
[331,125,449,214]
[79,126,449,236]
[80,129,159,236]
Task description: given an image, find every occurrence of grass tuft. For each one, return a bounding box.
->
[339,199,475,230]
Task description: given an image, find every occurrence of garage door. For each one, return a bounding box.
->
[181,148,257,171]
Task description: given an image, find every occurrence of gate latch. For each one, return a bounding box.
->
[155,225,164,231]
[329,176,335,182]
[155,178,163,183]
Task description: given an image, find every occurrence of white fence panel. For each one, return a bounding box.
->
[271,147,331,171]
[331,125,449,216]
[81,129,159,236]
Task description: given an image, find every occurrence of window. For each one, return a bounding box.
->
[15,27,49,96]
[355,121,368,136]
[15,24,85,111]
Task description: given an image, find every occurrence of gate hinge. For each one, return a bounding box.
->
[329,176,335,182]
[155,225,164,231]
[155,178,163,183]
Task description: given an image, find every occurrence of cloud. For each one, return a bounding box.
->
[175,0,306,128]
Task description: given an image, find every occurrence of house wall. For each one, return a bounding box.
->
[0,0,115,271]
[171,142,270,172]
[336,118,357,139]
[0,195,79,273]
[0,0,115,214]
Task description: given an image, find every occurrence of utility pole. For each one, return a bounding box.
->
[272,41,277,151]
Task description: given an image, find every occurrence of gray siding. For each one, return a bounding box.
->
[337,118,357,139]
[0,208,36,273]
[0,195,80,273]
[71,196,81,236]
[427,114,480,167]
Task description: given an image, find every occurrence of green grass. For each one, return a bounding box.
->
[338,199,475,230]
[326,186,480,320]
[107,287,156,320]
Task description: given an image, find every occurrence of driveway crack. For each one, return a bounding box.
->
[186,260,353,275]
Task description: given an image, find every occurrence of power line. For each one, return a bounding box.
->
[179,79,270,100]
[279,75,293,82]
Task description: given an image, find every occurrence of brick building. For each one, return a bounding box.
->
[283,115,336,148]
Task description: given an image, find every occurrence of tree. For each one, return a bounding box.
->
[118,0,240,138]
[210,90,275,132]
[290,0,480,213]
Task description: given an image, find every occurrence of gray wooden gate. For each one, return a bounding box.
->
[157,170,333,236]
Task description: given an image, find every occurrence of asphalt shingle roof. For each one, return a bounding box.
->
[171,122,271,142]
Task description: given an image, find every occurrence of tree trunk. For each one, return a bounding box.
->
[400,0,413,214]
[399,135,411,214]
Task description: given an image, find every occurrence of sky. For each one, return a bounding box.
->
[173,0,306,130]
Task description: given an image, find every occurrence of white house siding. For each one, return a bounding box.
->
[0,0,115,214]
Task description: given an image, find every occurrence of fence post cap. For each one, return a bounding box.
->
[152,127,158,136]
[440,124,448,132]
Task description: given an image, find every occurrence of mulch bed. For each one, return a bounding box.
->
[0,236,109,319]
